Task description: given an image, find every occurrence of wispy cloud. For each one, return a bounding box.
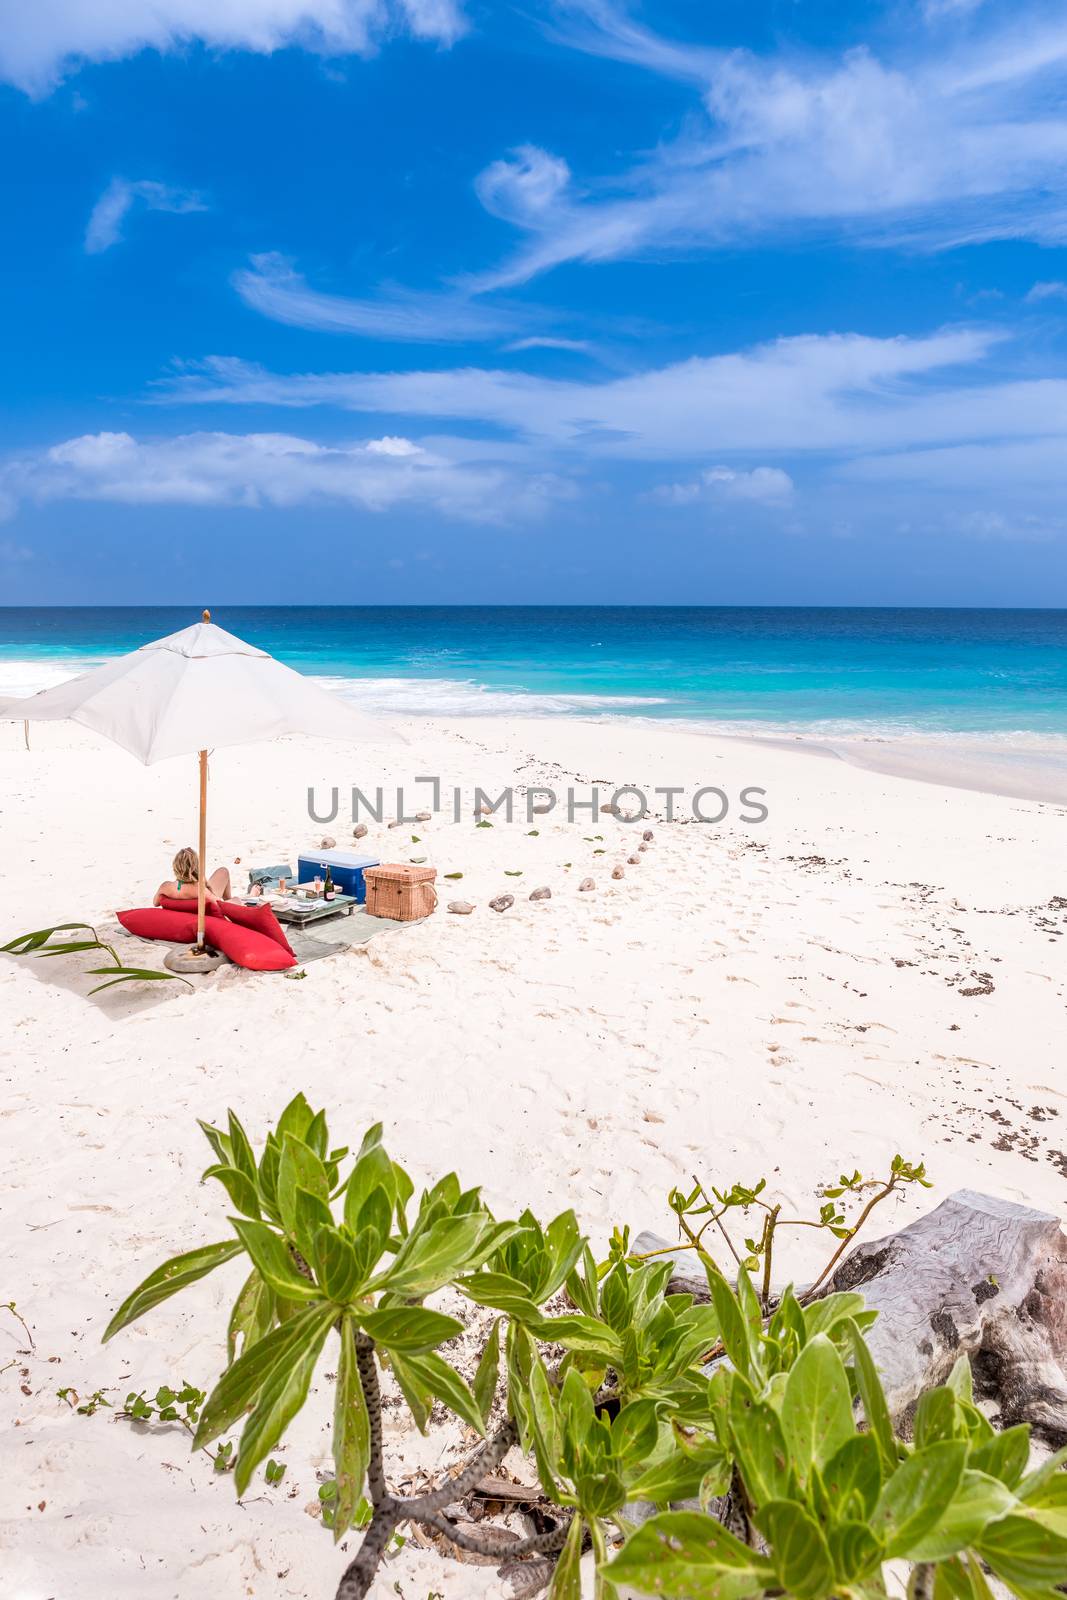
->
[159,326,1009,459]
[3,0,467,96]
[85,178,206,254]
[232,252,524,343]
[2,428,564,523]
[655,465,795,505]
[468,2,1067,287]
[504,336,593,354]
[1026,280,1067,302]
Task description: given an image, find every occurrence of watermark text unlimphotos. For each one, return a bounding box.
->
[307,778,769,826]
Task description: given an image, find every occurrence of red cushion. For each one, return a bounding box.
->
[159,895,223,918]
[118,908,197,943]
[216,901,295,957]
[202,918,296,971]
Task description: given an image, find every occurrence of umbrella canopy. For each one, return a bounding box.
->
[0,612,397,958]
[0,616,391,764]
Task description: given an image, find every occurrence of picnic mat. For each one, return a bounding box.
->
[285,907,409,966]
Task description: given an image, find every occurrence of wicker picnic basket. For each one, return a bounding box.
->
[364,863,438,922]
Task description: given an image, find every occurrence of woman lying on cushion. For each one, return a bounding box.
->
[154,847,231,907]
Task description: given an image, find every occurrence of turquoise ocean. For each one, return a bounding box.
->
[1,607,1066,741]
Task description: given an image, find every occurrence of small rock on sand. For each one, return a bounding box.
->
[529,886,552,900]
[448,900,475,915]
[627,855,640,866]
[387,819,403,829]
[415,811,432,822]
[489,894,514,912]
[642,829,654,842]
[353,824,368,839]
[579,877,595,892]
[530,800,554,814]
[320,836,336,848]
[611,866,625,880]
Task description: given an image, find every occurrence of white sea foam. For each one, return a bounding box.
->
[313,674,670,717]
[0,657,102,698]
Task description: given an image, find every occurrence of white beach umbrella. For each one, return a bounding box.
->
[0,610,396,956]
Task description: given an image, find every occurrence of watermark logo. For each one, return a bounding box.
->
[307,777,769,826]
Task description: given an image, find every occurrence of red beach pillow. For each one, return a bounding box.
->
[159,895,223,918]
[202,918,297,972]
[216,901,295,957]
[118,908,197,943]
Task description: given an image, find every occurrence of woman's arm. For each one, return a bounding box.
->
[153,880,177,907]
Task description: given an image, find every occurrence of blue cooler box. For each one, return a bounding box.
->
[298,850,380,905]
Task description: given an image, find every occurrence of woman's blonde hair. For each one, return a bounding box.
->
[172,847,200,884]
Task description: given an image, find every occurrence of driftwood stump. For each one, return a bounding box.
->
[635,1189,1067,1444]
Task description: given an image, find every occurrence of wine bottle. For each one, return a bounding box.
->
[323,865,335,901]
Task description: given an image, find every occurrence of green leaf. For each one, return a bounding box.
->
[380,1217,522,1298]
[873,1440,967,1557]
[531,1313,624,1362]
[343,1129,396,1233]
[826,1520,882,1584]
[707,1269,753,1382]
[312,1226,363,1304]
[969,1424,1031,1490]
[3,921,97,953]
[821,1433,882,1520]
[472,1318,500,1426]
[227,1110,258,1184]
[394,1351,485,1435]
[234,1306,335,1494]
[332,1314,371,1540]
[606,1510,775,1599]
[628,1442,731,1505]
[276,1135,329,1238]
[946,1353,974,1403]
[275,1092,315,1144]
[757,1500,834,1599]
[389,1350,433,1432]
[458,1270,541,1321]
[914,1385,961,1448]
[359,1306,463,1354]
[226,1268,275,1365]
[781,1334,855,1481]
[908,1469,1016,1561]
[612,1399,661,1467]
[727,1382,793,1508]
[102,1240,243,1342]
[845,1319,898,1471]
[977,1510,1067,1589]
[292,1186,334,1262]
[801,1292,867,1341]
[195,1299,336,1449]
[549,1513,583,1600]
[205,1164,261,1220]
[230,1218,321,1302]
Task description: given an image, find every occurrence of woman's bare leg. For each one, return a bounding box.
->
[208,867,231,900]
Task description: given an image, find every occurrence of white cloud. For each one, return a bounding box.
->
[469,2,1067,286]
[3,429,559,523]
[1026,280,1067,302]
[657,465,795,505]
[160,326,1015,460]
[85,177,206,254]
[2,0,466,96]
[505,336,593,353]
[232,252,529,342]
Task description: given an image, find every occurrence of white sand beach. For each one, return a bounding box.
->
[2,713,1065,1598]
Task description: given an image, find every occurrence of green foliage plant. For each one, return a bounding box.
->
[102,1096,1067,1600]
[3,922,192,995]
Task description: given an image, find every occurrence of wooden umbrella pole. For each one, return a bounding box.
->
[196,748,208,952]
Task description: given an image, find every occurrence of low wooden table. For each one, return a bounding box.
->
[266,892,360,929]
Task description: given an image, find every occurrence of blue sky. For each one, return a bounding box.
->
[3,0,1067,605]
